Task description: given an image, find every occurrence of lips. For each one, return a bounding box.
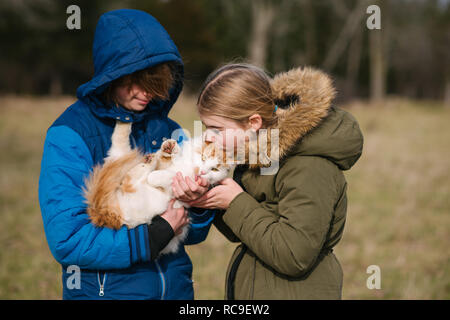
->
[135,98,150,105]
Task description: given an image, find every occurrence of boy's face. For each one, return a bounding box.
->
[114,84,152,112]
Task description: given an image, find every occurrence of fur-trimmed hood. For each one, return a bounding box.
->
[249,67,363,171]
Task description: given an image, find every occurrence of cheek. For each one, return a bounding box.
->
[115,86,131,103]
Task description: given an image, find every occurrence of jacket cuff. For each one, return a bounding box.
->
[147,216,175,260]
[128,224,151,264]
[223,191,260,237]
[188,207,214,225]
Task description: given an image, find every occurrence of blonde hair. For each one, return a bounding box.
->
[197,63,278,128]
[104,62,175,105]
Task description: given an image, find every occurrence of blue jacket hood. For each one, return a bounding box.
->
[76,9,184,122]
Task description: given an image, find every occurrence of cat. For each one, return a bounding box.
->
[82,120,233,255]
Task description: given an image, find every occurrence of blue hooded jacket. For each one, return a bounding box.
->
[38,9,214,300]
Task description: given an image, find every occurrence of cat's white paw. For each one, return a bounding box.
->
[160,139,179,157]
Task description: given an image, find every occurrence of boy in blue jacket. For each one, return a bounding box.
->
[38,9,214,299]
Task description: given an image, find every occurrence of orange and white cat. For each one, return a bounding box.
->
[82,120,232,255]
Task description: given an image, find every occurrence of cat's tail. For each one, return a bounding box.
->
[82,149,144,230]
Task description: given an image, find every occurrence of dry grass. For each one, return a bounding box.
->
[0,95,448,299]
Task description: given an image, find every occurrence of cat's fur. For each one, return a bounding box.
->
[82,120,233,255]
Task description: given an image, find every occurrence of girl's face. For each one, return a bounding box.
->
[114,84,153,112]
[200,114,262,152]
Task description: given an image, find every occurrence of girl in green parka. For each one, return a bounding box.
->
[186,63,364,300]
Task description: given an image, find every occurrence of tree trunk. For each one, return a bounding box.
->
[444,80,450,108]
[248,0,275,69]
[369,28,385,103]
[345,27,363,98]
[272,0,293,72]
[49,72,63,96]
[300,0,316,65]
[322,0,369,72]
[369,0,387,103]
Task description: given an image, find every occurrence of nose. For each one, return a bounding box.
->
[132,85,151,100]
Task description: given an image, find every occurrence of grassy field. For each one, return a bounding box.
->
[0,94,448,299]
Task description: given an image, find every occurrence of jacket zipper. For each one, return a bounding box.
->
[227,244,247,300]
[154,260,166,300]
[97,271,107,297]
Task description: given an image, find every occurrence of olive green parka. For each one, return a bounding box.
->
[213,67,364,300]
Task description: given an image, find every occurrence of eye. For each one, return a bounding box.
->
[211,168,219,172]
[207,128,221,134]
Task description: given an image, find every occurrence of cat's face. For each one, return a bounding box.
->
[196,140,234,185]
[200,157,229,185]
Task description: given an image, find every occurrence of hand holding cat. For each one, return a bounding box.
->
[160,199,190,236]
[185,178,244,210]
[171,172,210,202]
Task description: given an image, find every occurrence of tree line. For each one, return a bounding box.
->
[1,0,449,104]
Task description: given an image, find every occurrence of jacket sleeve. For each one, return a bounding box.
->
[222,156,339,278]
[39,125,150,269]
[184,207,216,245]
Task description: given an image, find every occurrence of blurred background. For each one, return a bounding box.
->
[0,0,449,299]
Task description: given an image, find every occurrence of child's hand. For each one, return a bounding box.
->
[185,178,244,210]
[160,199,189,235]
[171,172,210,202]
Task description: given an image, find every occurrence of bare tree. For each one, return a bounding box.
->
[369,29,385,102]
[271,0,295,71]
[248,0,276,68]
[445,80,450,108]
[300,0,317,65]
[346,26,363,97]
[369,0,387,103]
[322,0,370,71]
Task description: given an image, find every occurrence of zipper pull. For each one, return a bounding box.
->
[97,271,106,297]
